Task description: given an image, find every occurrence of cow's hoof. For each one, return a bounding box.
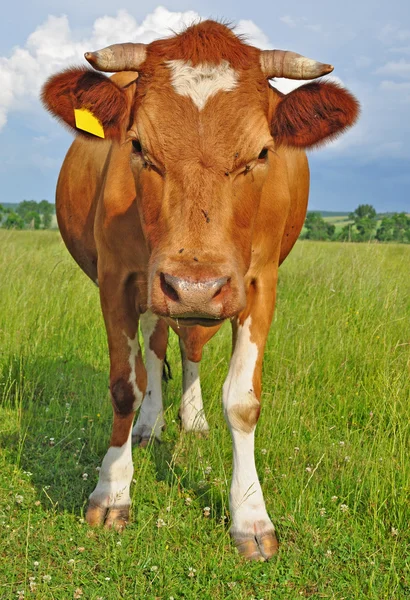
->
[85,502,130,531]
[133,435,160,448]
[179,412,210,435]
[104,506,129,531]
[233,530,279,561]
[132,415,165,447]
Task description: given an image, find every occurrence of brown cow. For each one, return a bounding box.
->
[42,20,359,561]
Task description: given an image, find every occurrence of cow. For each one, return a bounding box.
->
[42,20,359,561]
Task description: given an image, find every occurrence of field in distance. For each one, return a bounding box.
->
[0,230,409,599]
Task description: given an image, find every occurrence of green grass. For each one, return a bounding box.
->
[1,230,410,599]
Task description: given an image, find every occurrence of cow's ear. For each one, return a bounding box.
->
[271,80,359,149]
[41,67,129,140]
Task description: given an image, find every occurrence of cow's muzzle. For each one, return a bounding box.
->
[149,266,245,322]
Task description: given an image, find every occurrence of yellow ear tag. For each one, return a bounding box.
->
[74,108,105,138]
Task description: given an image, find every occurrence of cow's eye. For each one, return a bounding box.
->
[132,139,142,153]
[258,148,269,160]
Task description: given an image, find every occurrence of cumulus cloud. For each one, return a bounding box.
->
[0,7,279,131]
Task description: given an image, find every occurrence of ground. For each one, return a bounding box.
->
[0,230,409,599]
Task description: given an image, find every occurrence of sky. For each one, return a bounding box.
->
[0,0,409,212]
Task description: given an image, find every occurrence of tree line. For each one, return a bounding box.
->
[0,200,55,230]
[303,204,410,243]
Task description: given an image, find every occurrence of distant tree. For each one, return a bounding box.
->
[3,212,24,229]
[376,213,410,243]
[38,199,54,228]
[16,200,39,222]
[349,204,377,241]
[304,212,335,241]
[25,210,41,230]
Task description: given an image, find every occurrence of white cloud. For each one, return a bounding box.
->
[235,19,271,48]
[0,7,274,131]
[280,15,297,28]
[376,59,410,78]
[380,80,410,91]
[379,24,410,44]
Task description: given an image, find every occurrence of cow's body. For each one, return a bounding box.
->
[43,21,358,560]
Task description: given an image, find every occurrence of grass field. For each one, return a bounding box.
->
[1,230,409,599]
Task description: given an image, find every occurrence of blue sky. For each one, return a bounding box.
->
[1,0,409,212]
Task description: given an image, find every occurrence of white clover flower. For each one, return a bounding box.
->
[185,497,192,506]
[33,561,39,567]
[150,565,158,572]
[156,518,166,528]
[42,575,51,583]
[188,567,196,577]
[339,504,349,513]
[331,496,338,502]
[15,495,24,504]
[82,473,88,480]
[203,506,211,517]
[391,527,399,536]
[339,441,345,447]
[204,466,212,475]
[260,448,267,455]
[319,508,326,517]
[305,467,312,473]
[326,549,332,556]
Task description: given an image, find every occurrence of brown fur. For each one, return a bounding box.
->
[42,67,129,139]
[272,80,360,148]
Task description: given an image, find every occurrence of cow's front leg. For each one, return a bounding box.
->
[86,281,146,530]
[224,276,279,561]
[132,311,168,446]
[178,339,209,433]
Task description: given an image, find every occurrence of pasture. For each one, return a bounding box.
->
[1,230,409,599]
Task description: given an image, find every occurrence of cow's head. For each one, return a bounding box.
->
[42,21,359,325]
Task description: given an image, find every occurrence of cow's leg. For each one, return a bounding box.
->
[178,339,209,433]
[132,311,168,446]
[224,275,279,561]
[86,280,146,530]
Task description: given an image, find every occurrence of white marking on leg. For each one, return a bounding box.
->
[223,317,274,537]
[166,60,238,110]
[126,332,144,411]
[133,311,165,442]
[179,341,209,432]
[89,426,133,509]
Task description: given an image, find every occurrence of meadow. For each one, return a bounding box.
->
[0,230,409,599]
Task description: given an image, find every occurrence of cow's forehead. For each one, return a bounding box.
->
[166,59,239,111]
[134,60,270,164]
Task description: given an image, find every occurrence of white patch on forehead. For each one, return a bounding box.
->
[166,59,238,110]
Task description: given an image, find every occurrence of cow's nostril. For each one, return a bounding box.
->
[212,277,230,299]
[160,273,180,302]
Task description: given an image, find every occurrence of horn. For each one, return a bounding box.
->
[260,49,333,80]
[84,43,147,72]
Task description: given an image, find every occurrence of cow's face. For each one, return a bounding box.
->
[126,63,274,323]
[42,24,358,324]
